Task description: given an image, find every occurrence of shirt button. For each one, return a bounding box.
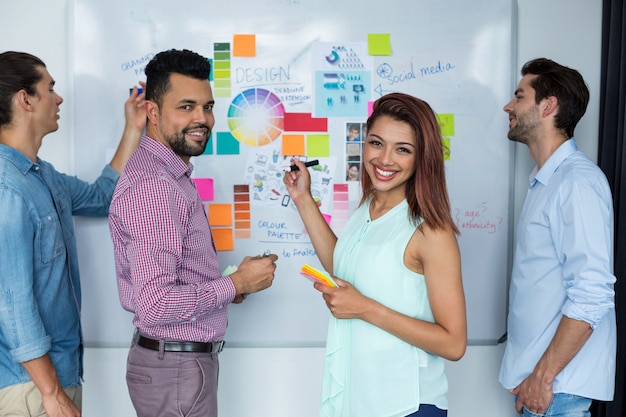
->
[190,317,197,322]
[218,305,224,309]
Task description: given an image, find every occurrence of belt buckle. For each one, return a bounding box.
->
[214,341,225,353]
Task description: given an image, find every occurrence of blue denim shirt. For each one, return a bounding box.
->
[0,144,118,389]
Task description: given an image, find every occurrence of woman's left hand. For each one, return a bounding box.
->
[314,277,371,319]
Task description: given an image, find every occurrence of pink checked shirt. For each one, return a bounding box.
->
[109,136,235,342]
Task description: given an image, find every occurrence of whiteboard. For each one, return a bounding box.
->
[73,0,515,347]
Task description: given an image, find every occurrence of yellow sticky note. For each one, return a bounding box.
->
[368,34,392,56]
[233,34,256,57]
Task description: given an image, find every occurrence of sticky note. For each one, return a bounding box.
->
[306,134,330,157]
[216,132,240,155]
[193,178,214,201]
[208,203,233,226]
[283,113,328,132]
[282,134,306,156]
[212,228,234,251]
[300,264,338,287]
[436,114,455,136]
[233,34,256,57]
[368,34,392,56]
[214,43,230,51]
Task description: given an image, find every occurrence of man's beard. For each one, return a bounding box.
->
[507,108,540,145]
[166,125,210,157]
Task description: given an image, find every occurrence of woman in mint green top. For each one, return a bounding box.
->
[284,93,467,417]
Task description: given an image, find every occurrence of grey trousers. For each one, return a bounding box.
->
[126,337,219,417]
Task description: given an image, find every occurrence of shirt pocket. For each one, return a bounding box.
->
[38,211,65,263]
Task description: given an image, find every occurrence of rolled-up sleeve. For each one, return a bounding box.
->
[556,180,615,329]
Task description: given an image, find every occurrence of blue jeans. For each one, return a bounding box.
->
[405,404,447,417]
[518,393,592,417]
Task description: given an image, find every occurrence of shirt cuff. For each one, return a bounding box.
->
[102,164,121,181]
[11,336,51,363]
[562,299,611,330]
[213,275,237,306]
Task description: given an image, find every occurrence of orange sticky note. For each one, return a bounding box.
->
[233,34,256,57]
[282,134,306,156]
[208,204,233,226]
[212,228,234,251]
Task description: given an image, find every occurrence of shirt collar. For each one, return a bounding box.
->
[140,135,194,178]
[0,143,40,175]
[529,138,578,187]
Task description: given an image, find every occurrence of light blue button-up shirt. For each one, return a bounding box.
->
[0,144,118,389]
[499,139,616,401]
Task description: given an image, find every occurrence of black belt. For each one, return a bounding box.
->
[137,335,225,353]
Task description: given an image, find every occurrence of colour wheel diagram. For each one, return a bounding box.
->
[227,88,285,146]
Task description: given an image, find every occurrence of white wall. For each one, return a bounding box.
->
[0,1,602,416]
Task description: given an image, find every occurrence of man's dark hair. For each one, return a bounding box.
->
[0,51,46,128]
[144,49,211,107]
[521,58,589,138]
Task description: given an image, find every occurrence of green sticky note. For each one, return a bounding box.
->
[214,43,230,52]
[214,51,231,60]
[436,113,455,137]
[306,134,330,157]
[368,34,392,56]
[214,61,231,70]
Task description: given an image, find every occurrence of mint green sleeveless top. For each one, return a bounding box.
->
[320,199,448,417]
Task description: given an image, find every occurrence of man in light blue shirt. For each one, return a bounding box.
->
[499,58,616,417]
[0,51,145,416]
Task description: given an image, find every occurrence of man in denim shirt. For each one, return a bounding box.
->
[0,51,145,416]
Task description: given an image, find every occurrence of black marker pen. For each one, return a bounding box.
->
[288,160,319,172]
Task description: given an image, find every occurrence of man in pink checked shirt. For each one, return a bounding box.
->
[108,49,278,417]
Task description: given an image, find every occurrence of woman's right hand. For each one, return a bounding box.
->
[283,159,312,204]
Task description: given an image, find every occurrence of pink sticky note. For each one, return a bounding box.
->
[193,178,214,201]
[322,213,332,225]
